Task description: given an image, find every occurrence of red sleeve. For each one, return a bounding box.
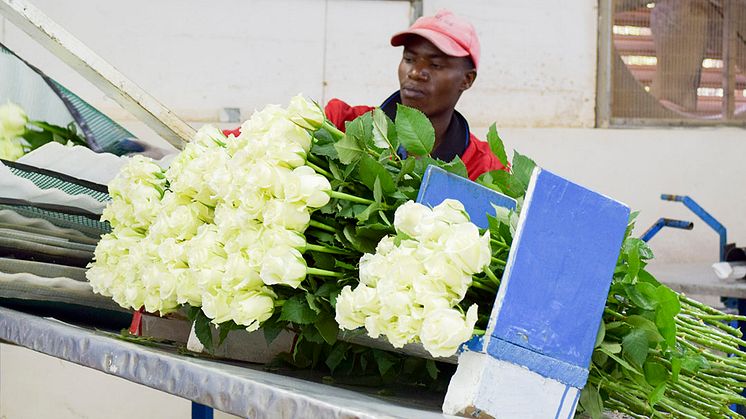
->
[324,99,375,132]
[461,133,509,180]
[222,127,241,137]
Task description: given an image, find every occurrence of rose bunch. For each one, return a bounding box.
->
[0,102,29,160]
[88,96,349,331]
[335,199,493,358]
[0,101,88,161]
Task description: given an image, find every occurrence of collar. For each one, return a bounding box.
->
[380,91,470,160]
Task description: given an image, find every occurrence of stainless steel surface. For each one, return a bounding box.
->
[0,306,453,419]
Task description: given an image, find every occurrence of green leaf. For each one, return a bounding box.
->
[654,285,681,319]
[325,342,349,373]
[372,177,383,204]
[279,294,319,324]
[579,385,603,419]
[357,154,396,195]
[262,316,285,345]
[425,359,439,379]
[372,108,398,152]
[21,129,52,150]
[600,346,641,374]
[395,104,434,156]
[643,360,669,386]
[594,321,606,348]
[311,141,339,160]
[193,309,214,353]
[334,122,366,165]
[372,349,399,376]
[622,328,650,367]
[355,202,379,223]
[310,252,335,270]
[624,283,656,310]
[509,151,536,197]
[305,293,321,314]
[315,312,339,345]
[437,155,468,178]
[680,353,709,373]
[627,315,664,343]
[600,342,622,354]
[486,123,508,167]
[396,157,417,183]
[316,282,340,298]
[648,383,667,408]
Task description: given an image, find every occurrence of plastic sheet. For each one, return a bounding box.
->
[0,307,453,418]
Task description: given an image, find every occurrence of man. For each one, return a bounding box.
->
[325,9,506,180]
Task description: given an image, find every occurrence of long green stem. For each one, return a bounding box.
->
[306,267,344,278]
[328,190,375,206]
[491,257,506,266]
[470,280,496,294]
[309,219,337,233]
[306,160,333,178]
[484,267,501,288]
[472,329,486,336]
[305,243,352,256]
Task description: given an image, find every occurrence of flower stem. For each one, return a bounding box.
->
[491,257,506,266]
[322,120,346,141]
[305,243,352,256]
[328,190,375,206]
[470,280,496,294]
[306,160,333,178]
[484,267,501,288]
[473,329,486,336]
[309,219,337,233]
[307,267,344,278]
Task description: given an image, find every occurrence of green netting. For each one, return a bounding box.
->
[0,204,111,238]
[3,161,111,203]
[1,42,138,156]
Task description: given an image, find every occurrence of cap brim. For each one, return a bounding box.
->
[390,28,469,58]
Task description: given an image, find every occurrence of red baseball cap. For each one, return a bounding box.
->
[390,9,480,70]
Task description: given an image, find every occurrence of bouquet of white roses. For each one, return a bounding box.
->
[0,101,88,161]
[336,199,496,357]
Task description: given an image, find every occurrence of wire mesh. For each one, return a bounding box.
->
[612,0,746,121]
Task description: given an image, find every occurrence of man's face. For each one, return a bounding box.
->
[397,36,476,118]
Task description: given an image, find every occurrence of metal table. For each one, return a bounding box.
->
[0,306,453,419]
[648,262,746,299]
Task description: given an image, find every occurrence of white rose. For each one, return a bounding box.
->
[259,246,306,288]
[358,252,387,287]
[192,124,227,148]
[412,273,452,306]
[267,118,312,152]
[265,136,307,168]
[186,225,226,269]
[0,102,28,139]
[294,166,331,208]
[423,254,473,302]
[420,305,478,358]
[443,224,491,275]
[261,226,306,250]
[380,312,421,348]
[262,199,310,231]
[223,252,263,291]
[393,201,432,239]
[175,268,202,306]
[0,137,25,160]
[335,286,365,330]
[432,199,470,225]
[374,236,396,256]
[286,94,324,131]
[87,265,115,297]
[201,291,233,324]
[231,288,275,331]
[351,285,380,316]
[239,104,287,139]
